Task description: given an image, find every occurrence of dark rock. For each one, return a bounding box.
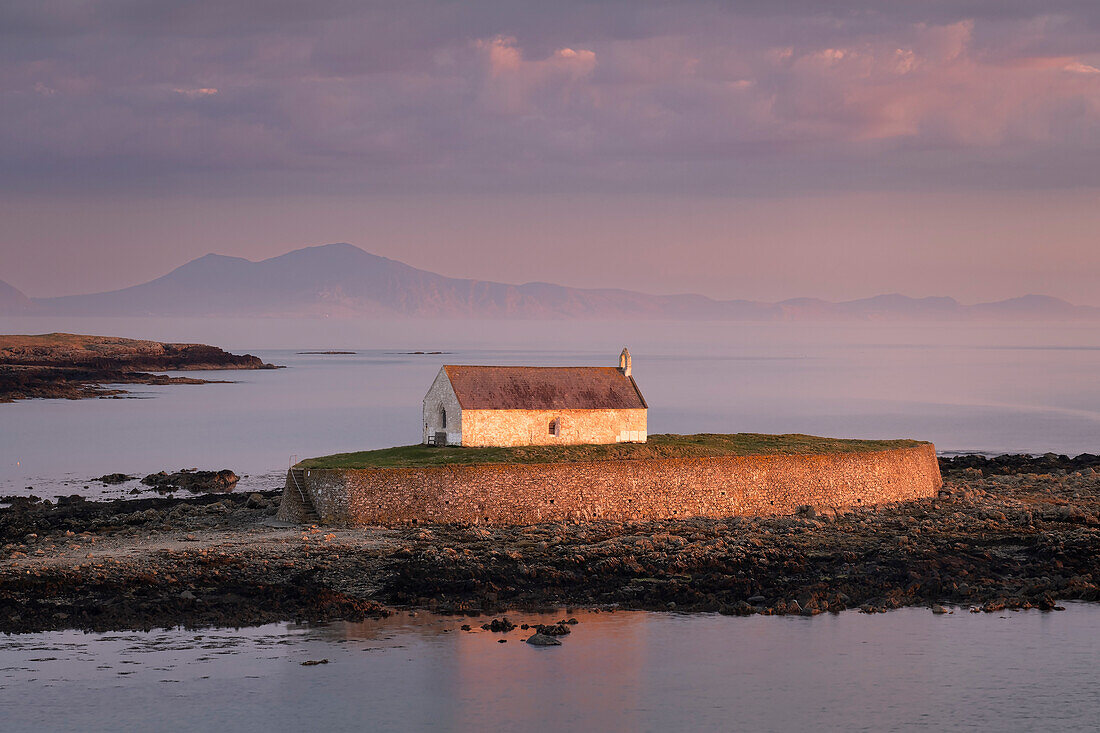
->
[534,623,571,636]
[97,474,133,485]
[141,470,239,493]
[525,633,562,646]
[0,495,39,505]
[5,450,1100,634]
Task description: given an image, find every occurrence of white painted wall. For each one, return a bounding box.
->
[422,368,463,445]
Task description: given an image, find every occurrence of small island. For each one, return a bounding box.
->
[281,433,942,526]
[0,332,280,403]
[282,355,941,526]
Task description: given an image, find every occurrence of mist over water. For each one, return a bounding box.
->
[3,317,1100,498]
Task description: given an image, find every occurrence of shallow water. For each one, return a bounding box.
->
[1,605,1097,732]
[3,318,1100,500]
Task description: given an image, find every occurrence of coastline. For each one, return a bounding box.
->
[0,332,281,403]
[1,454,1097,634]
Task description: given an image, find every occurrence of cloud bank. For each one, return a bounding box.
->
[2,0,1100,194]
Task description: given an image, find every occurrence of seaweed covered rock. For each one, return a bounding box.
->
[141,469,239,493]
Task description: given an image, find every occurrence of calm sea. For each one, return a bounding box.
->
[1,606,1098,732]
[3,317,1100,499]
[2,317,1100,730]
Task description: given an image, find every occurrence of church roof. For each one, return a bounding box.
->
[442,365,647,410]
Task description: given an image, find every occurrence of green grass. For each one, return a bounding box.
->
[296,433,926,470]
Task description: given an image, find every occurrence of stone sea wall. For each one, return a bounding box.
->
[278,444,942,526]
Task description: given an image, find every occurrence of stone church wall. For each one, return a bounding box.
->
[460,408,647,447]
[279,443,942,526]
[422,370,463,445]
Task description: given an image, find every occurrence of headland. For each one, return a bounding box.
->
[0,332,280,402]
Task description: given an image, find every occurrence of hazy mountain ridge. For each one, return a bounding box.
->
[6,243,1099,320]
[0,279,33,314]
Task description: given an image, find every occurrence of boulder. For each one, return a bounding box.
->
[141,469,239,493]
[525,633,562,646]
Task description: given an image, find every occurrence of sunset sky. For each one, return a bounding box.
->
[3,1,1100,303]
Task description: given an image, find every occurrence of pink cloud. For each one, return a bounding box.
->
[3,2,1100,193]
[473,36,597,116]
[1065,60,1100,74]
[173,87,219,98]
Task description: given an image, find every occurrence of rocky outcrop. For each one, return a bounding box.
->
[1,454,1098,633]
[0,333,280,403]
[0,333,275,371]
[141,470,240,493]
[940,452,1100,477]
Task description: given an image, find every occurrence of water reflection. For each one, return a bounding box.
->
[331,610,650,731]
[3,606,1098,732]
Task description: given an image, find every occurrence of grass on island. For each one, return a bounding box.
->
[0,333,141,349]
[296,433,927,470]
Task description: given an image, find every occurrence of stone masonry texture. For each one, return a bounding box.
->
[277,444,942,526]
[459,408,647,447]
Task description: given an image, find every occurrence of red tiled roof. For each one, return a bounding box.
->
[443,365,647,410]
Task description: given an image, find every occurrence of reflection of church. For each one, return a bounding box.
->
[324,610,649,727]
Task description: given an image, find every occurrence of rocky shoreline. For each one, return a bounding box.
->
[0,332,279,402]
[1,454,1098,634]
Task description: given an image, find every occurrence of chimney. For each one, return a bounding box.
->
[618,347,632,377]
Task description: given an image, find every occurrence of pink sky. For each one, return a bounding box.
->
[2,1,1100,303]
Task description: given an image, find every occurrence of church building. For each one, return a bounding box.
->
[422,348,647,447]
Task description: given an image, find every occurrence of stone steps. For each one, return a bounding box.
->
[288,468,320,523]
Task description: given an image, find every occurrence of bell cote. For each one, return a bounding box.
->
[618,347,632,377]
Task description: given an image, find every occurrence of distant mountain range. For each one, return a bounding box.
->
[3,243,1099,320]
[0,279,33,314]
